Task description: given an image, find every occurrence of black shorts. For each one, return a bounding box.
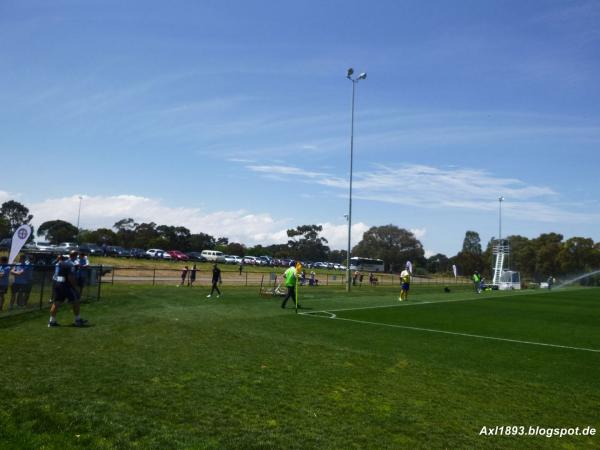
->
[0,285,7,295]
[11,284,28,294]
[53,283,79,304]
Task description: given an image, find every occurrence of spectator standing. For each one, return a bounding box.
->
[0,256,10,311]
[189,264,197,287]
[179,266,189,287]
[77,252,89,296]
[206,263,222,298]
[9,255,27,309]
[399,267,411,301]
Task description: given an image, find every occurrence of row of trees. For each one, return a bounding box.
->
[2,200,599,280]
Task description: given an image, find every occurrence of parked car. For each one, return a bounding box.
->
[224,255,238,264]
[146,248,172,259]
[186,252,207,262]
[105,245,128,257]
[242,255,257,265]
[35,241,55,251]
[254,256,270,266]
[200,250,226,263]
[78,243,103,255]
[57,242,79,252]
[168,250,189,261]
[0,238,12,249]
[128,248,149,259]
[258,256,274,266]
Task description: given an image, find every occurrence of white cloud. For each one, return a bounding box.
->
[319,222,370,250]
[0,191,13,203]
[24,194,372,251]
[410,228,427,240]
[29,194,290,246]
[246,162,600,224]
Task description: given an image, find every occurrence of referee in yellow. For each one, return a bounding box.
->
[281,261,300,309]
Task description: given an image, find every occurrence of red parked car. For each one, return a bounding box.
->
[167,250,190,261]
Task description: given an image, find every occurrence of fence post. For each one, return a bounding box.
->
[152,268,156,286]
[97,265,103,301]
[38,267,46,310]
[245,272,248,287]
[111,267,115,285]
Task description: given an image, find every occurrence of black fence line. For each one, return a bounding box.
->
[100,266,472,288]
[0,264,103,318]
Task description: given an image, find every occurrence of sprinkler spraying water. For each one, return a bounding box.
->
[556,270,600,288]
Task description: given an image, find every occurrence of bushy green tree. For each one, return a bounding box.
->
[188,232,216,252]
[453,231,485,277]
[37,220,78,244]
[287,225,330,262]
[352,225,424,272]
[426,253,450,274]
[0,200,33,234]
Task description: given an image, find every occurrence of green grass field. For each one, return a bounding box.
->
[1,284,599,449]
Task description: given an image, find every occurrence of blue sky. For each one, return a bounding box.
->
[1,0,599,256]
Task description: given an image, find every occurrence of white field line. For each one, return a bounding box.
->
[300,295,488,315]
[300,310,600,354]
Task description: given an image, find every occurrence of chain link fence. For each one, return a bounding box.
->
[0,264,103,317]
[99,266,471,288]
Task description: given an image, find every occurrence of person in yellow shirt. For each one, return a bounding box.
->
[281,262,299,309]
[399,267,411,301]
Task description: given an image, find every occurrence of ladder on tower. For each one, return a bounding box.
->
[492,240,510,286]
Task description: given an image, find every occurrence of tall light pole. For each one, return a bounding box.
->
[346,68,367,292]
[498,196,504,241]
[76,196,83,244]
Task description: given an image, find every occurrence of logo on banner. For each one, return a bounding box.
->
[9,224,32,264]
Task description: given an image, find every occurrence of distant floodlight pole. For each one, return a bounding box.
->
[346,68,367,292]
[498,196,504,241]
[76,196,83,244]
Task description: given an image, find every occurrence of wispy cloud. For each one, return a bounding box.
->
[245,162,600,224]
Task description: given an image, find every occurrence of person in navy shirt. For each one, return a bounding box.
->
[9,255,27,310]
[0,256,11,311]
[48,252,88,327]
[76,252,89,296]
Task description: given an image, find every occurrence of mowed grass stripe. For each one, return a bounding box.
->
[321,288,600,351]
[1,285,599,449]
[302,313,600,353]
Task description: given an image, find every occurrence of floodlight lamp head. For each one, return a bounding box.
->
[346,68,354,78]
[358,72,367,80]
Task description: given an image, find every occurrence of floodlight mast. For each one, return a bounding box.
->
[345,67,367,292]
[498,196,504,241]
[76,196,83,245]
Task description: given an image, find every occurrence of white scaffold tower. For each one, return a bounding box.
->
[492,239,520,290]
[492,197,521,290]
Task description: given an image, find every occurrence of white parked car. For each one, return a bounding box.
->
[242,256,257,265]
[201,250,226,262]
[146,248,171,259]
[224,255,238,264]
